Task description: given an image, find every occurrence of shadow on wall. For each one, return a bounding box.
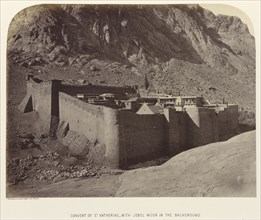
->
[118,111,169,168]
[238,110,256,133]
[238,124,255,133]
[60,84,137,97]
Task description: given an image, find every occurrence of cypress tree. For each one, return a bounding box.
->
[144,75,149,90]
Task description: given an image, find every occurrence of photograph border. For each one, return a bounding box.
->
[1,0,260,219]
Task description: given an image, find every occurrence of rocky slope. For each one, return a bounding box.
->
[116,130,256,197]
[8,4,255,110]
[12,130,255,197]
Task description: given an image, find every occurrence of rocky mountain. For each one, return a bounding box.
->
[7,4,255,110]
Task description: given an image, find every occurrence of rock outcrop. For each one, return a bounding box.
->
[116,130,256,197]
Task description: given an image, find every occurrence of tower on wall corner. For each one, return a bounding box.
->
[163,108,181,155]
[103,108,123,168]
[18,77,63,137]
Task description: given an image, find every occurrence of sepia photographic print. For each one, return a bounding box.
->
[1,1,260,219]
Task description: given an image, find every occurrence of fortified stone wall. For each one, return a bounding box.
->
[176,112,188,151]
[186,107,219,147]
[26,79,53,131]
[217,110,228,139]
[59,92,105,143]
[119,110,168,166]
[226,105,238,135]
[164,108,182,155]
[217,105,238,140]
[103,108,125,168]
[209,109,219,142]
[19,79,239,168]
[59,92,124,167]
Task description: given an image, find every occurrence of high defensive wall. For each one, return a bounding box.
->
[186,107,219,147]
[18,77,239,168]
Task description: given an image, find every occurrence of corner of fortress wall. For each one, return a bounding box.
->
[58,91,105,142]
[19,79,52,132]
[103,108,123,168]
[19,79,62,134]
[216,105,238,140]
[226,105,238,134]
[58,91,122,168]
[20,80,121,168]
[118,110,169,167]
[185,107,219,147]
[163,108,182,155]
[185,105,238,146]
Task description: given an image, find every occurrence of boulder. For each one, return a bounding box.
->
[77,79,86,84]
[48,45,67,62]
[62,131,92,158]
[56,121,69,139]
[63,156,78,166]
[19,133,34,140]
[79,69,86,75]
[35,57,42,62]
[79,54,91,60]
[55,60,66,67]
[90,65,96,71]
[20,62,29,67]
[53,176,67,183]
[68,57,76,66]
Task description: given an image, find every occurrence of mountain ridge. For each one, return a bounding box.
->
[7,4,256,110]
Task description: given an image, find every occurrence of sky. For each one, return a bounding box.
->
[201,4,254,36]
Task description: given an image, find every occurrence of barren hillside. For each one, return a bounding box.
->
[8,4,255,110]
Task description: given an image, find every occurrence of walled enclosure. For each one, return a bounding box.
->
[18,78,238,168]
